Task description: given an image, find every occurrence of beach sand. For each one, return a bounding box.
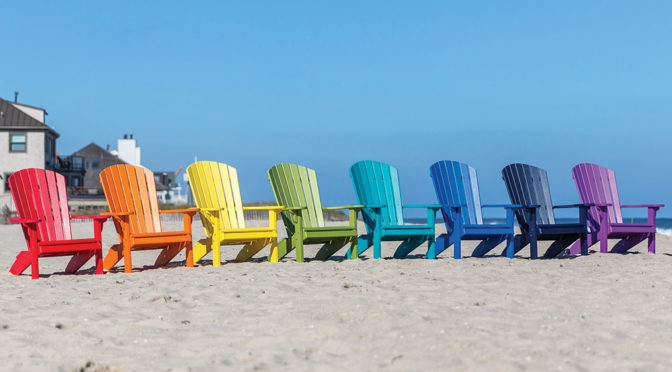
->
[1,218,671,371]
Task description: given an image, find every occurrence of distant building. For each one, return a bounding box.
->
[111,133,141,166]
[154,169,189,205]
[60,143,127,195]
[0,96,59,209]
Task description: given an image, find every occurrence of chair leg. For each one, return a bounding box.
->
[155,244,183,267]
[434,234,450,258]
[580,234,588,256]
[349,238,358,259]
[123,241,132,273]
[9,251,33,276]
[373,232,382,259]
[236,240,268,262]
[426,235,436,260]
[453,235,461,259]
[31,254,39,279]
[95,250,103,274]
[294,234,305,263]
[529,233,538,260]
[103,244,124,270]
[599,231,608,253]
[65,251,95,274]
[211,236,221,267]
[505,235,514,259]
[393,237,425,259]
[353,235,373,258]
[269,238,282,262]
[192,238,211,263]
[648,233,656,254]
[316,238,349,260]
[185,242,194,267]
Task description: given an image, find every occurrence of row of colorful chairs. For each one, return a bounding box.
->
[7,161,663,279]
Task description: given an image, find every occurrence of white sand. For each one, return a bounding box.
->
[1,218,672,371]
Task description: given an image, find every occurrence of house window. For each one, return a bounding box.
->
[72,157,83,170]
[91,161,100,168]
[45,135,55,163]
[3,173,12,193]
[10,133,27,152]
[70,176,82,187]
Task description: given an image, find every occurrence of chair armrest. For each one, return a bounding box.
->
[403,204,442,209]
[160,208,199,215]
[323,205,365,211]
[8,217,40,224]
[243,206,285,211]
[70,215,110,221]
[446,204,466,210]
[620,204,664,209]
[482,204,524,209]
[552,203,593,209]
[102,212,134,217]
[283,206,307,211]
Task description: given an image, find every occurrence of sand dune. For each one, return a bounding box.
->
[1,219,671,371]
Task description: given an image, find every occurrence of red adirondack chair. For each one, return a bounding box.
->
[8,168,108,279]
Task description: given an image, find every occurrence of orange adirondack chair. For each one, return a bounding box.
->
[100,164,198,273]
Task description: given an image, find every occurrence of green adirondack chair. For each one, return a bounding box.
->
[267,163,363,262]
[349,160,441,259]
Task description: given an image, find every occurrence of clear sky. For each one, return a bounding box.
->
[2,1,671,217]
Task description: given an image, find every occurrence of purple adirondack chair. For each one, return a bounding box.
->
[569,163,664,254]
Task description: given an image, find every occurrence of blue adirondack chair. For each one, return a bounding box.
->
[348,160,441,259]
[502,163,591,258]
[430,160,519,259]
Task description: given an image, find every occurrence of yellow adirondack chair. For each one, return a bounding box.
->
[187,161,283,265]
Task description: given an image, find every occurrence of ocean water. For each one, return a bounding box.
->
[405,218,672,236]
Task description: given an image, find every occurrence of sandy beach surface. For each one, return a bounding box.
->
[1,217,672,371]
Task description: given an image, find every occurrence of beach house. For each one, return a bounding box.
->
[60,143,127,195]
[154,169,189,205]
[0,96,59,210]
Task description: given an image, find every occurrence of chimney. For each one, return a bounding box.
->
[14,91,18,103]
[106,144,110,151]
[130,133,133,139]
[123,133,128,139]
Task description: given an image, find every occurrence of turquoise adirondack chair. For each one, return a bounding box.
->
[349,160,441,259]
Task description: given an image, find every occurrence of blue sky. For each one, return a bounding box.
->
[2,1,671,217]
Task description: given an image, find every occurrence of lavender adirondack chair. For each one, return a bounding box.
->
[569,163,664,254]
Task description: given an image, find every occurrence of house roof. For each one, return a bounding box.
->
[13,101,48,115]
[70,142,123,159]
[0,97,59,137]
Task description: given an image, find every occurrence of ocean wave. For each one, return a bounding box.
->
[657,228,672,236]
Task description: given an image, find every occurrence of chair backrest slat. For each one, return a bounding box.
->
[9,168,72,242]
[350,160,404,227]
[100,164,162,237]
[187,161,246,231]
[268,163,324,228]
[502,163,555,225]
[430,160,483,225]
[572,163,623,227]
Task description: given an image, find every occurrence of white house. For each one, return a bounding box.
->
[0,97,59,210]
[110,134,141,166]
